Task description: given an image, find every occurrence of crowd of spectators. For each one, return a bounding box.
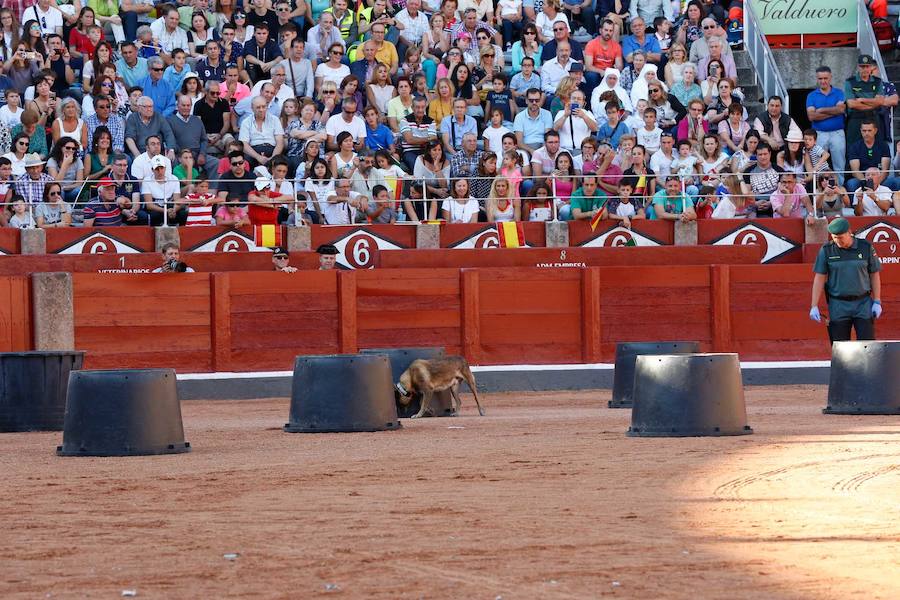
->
[0,0,896,230]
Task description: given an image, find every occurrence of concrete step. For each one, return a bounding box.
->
[885,63,900,82]
[736,66,755,86]
[740,84,762,103]
[732,50,752,69]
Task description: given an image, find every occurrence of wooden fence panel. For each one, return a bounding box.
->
[0,276,30,351]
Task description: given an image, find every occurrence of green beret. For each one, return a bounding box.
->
[827,217,850,235]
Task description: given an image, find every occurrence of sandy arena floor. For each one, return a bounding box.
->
[2,386,899,600]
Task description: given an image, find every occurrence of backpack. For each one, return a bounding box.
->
[871,18,896,52]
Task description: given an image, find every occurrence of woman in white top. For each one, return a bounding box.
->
[301,157,331,220]
[441,178,479,223]
[486,176,520,222]
[698,133,728,187]
[664,42,688,88]
[413,140,451,200]
[329,131,358,178]
[4,132,29,175]
[365,63,395,116]
[51,97,87,151]
[630,63,661,108]
[535,0,568,43]
[591,68,633,117]
[314,42,351,93]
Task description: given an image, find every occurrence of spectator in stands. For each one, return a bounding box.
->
[442,98,478,155]
[14,152,53,205]
[238,96,285,168]
[197,40,226,84]
[324,177,367,224]
[554,89,597,154]
[244,23,283,83]
[770,171,814,221]
[108,154,143,225]
[152,243,195,272]
[513,88,552,150]
[34,181,71,228]
[688,17,730,63]
[584,19,622,84]
[651,174,697,221]
[281,38,315,98]
[695,37,734,84]
[569,172,608,221]
[442,177,479,222]
[325,97,365,152]
[193,81,233,157]
[125,96,176,164]
[540,21,584,64]
[752,95,799,154]
[813,170,851,218]
[852,167,896,216]
[116,41,149,88]
[805,67,846,185]
[216,150,256,204]
[741,142,782,218]
[7,195,35,228]
[622,17,661,65]
[131,134,173,181]
[650,131,675,184]
[11,108,47,159]
[531,130,563,177]
[138,57,176,118]
[844,54,885,148]
[82,177,123,226]
[449,131,483,179]
[249,64,294,109]
[846,119,895,192]
[540,41,577,100]
[143,154,186,225]
[349,148,387,197]
[46,136,84,205]
[85,95,125,154]
[169,94,219,181]
[399,96,437,171]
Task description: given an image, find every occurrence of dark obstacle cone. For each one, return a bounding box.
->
[610,342,701,408]
[0,351,84,432]
[824,341,900,415]
[359,347,454,417]
[284,354,401,433]
[57,369,190,456]
[628,353,753,437]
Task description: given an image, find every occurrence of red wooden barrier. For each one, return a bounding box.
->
[0,252,320,274]
[311,225,416,269]
[440,222,548,248]
[568,219,674,246]
[376,245,762,269]
[180,225,284,252]
[72,273,213,371]
[46,227,156,253]
[697,218,804,264]
[0,229,20,255]
[0,276,31,352]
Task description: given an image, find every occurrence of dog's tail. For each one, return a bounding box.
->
[462,362,485,416]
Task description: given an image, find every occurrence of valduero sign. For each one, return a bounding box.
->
[757,0,857,34]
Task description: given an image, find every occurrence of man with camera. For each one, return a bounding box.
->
[852,167,897,216]
[152,243,195,273]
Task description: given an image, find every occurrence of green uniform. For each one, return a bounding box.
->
[844,75,885,147]
[569,187,608,217]
[813,237,881,321]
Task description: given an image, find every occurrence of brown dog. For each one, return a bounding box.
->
[396,356,485,418]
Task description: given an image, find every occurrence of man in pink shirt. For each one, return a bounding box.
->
[770,172,814,220]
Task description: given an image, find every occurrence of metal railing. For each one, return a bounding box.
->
[742,0,790,112]
[858,0,890,83]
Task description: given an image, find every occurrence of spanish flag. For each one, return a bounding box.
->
[496,222,525,248]
[253,224,282,248]
[589,209,604,232]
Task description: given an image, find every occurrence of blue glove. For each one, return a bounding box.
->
[809,306,821,322]
[872,301,883,319]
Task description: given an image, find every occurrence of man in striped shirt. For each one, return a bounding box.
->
[83,178,123,227]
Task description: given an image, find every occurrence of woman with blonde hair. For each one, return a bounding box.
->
[712,174,749,218]
[664,42,688,88]
[486,176,521,222]
[428,77,455,124]
[315,80,339,121]
[550,75,578,117]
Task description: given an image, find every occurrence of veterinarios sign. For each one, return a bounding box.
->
[756,0,857,35]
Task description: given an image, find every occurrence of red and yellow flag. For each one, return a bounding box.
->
[589,210,605,232]
[496,222,525,248]
[253,224,282,248]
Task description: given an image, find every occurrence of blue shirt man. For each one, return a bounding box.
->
[440,99,479,153]
[138,59,176,117]
[806,66,848,182]
[115,42,149,88]
[513,91,553,147]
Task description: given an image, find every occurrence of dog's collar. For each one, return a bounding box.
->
[395,383,409,396]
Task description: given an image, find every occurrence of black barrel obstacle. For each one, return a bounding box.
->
[0,351,84,432]
[610,342,700,408]
[824,341,900,415]
[628,353,752,437]
[284,354,401,433]
[360,347,455,417]
[57,369,191,456]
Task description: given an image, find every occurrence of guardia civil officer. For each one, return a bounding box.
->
[809,217,883,342]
